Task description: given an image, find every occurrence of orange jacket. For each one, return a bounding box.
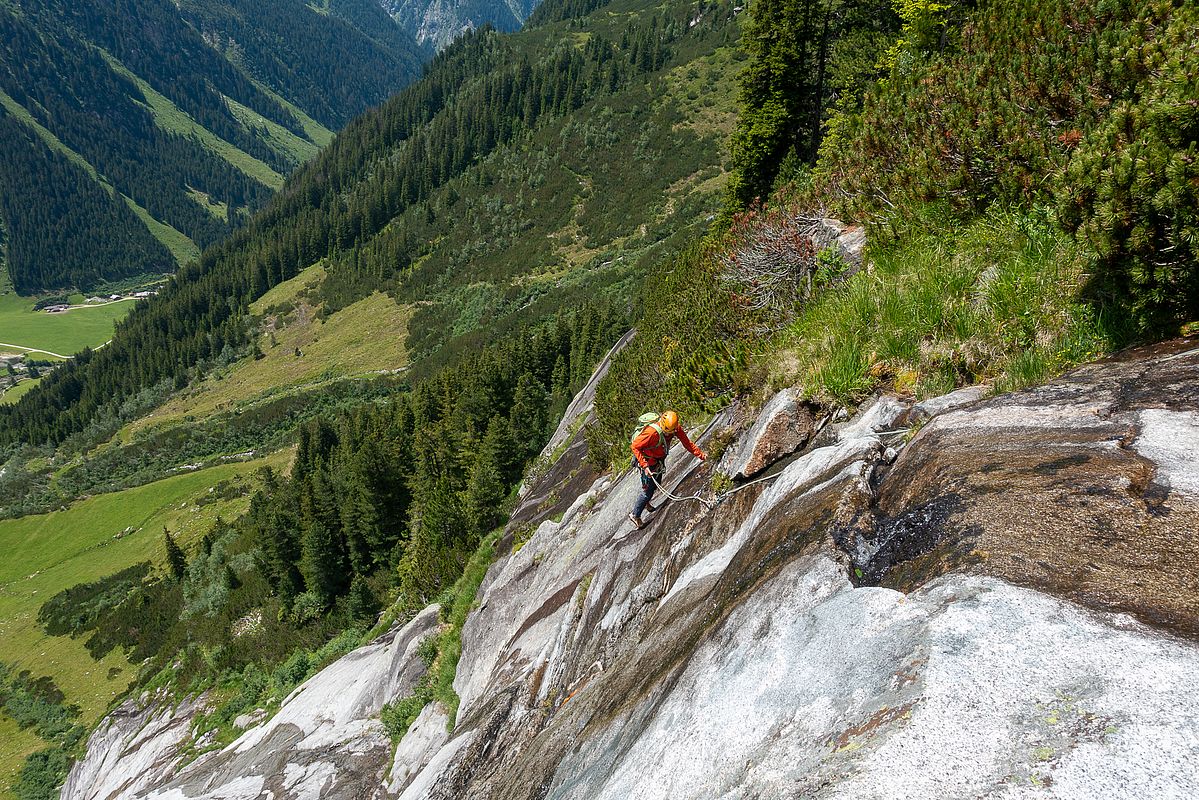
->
[631,424,704,470]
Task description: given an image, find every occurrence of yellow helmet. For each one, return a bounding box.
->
[659,410,679,433]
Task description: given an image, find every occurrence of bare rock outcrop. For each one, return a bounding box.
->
[400,336,1199,799]
[717,387,819,478]
[65,337,1199,800]
[60,692,209,800]
[64,605,441,800]
[853,337,1199,636]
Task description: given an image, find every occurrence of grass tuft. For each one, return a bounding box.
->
[779,206,1116,404]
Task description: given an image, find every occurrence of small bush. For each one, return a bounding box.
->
[37,563,151,637]
[0,664,80,742]
[271,650,312,695]
[288,592,325,626]
[590,242,751,467]
[13,746,71,800]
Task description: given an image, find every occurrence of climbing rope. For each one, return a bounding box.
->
[645,464,785,511]
[643,424,912,511]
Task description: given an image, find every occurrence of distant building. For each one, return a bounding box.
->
[44,304,69,313]
[86,297,104,304]
[133,291,156,298]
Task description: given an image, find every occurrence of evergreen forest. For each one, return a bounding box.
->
[0,0,430,294]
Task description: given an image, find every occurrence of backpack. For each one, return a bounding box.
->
[630,411,664,447]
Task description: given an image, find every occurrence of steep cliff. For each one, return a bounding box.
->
[64,336,1199,798]
[380,0,538,50]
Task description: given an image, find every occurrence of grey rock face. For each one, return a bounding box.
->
[380,0,540,50]
[908,383,990,422]
[65,605,441,800]
[61,692,209,800]
[552,557,1199,800]
[717,387,818,478]
[69,337,1199,800]
[398,337,1199,799]
[386,704,451,796]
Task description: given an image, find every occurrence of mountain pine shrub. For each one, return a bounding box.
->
[1056,2,1199,333]
[588,241,753,466]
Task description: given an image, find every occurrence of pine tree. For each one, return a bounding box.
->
[397,476,468,608]
[509,371,548,461]
[463,417,512,536]
[340,455,382,575]
[726,0,896,208]
[164,528,187,581]
[347,575,379,623]
[300,519,348,602]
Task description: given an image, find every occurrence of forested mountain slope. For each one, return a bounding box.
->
[0,0,430,295]
[0,0,742,792]
[2,0,1196,796]
[0,0,741,450]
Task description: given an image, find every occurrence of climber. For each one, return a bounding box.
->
[628,409,706,529]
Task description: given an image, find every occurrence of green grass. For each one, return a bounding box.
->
[128,201,201,266]
[186,188,230,222]
[249,263,327,314]
[0,87,199,266]
[125,283,409,437]
[778,206,1116,404]
[224,96,322,168]
[0,288,133,356]
[243,78,334,150]
[662,44,741,138]
[98,51,285,191]
[0,451,291,795]
[0,377,42,406]
[0,715,42,800]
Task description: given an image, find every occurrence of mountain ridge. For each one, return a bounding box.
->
[0,0,433,295]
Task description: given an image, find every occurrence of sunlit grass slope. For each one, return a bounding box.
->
[125,269,409,437]
[778,208,1113,403]
[0,451,290,790]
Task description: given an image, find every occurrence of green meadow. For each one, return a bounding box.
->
[0,288,133,357]
[0,377,42,406]
[0,450,291,792]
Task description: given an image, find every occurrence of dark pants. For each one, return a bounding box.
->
[631,458,663,519]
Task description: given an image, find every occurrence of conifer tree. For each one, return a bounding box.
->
[348,575,379,623]
[300,519,348,602]
[726,0,897,208]
[256,499,304,602]
[509,371,548,461]
[164,528,187,581]
[463,417,512,536]
[340,456,382,575]
[398,476,468,608]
